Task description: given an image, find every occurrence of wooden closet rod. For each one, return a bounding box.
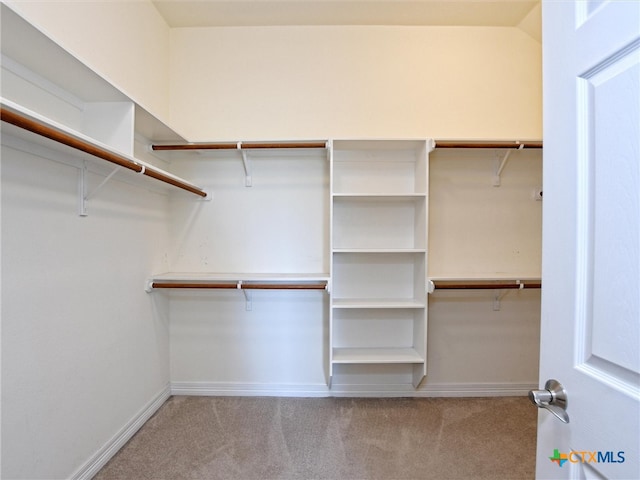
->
[151,141,327,151]
[435,140,543,149]
[1,107,208,198]
[432,281,541,290]
[150,282,327,290]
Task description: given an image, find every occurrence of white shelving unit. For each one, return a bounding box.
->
[0,4,206,210]
[330,139,433,388]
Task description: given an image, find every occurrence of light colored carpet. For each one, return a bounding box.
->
[95,396,536,480]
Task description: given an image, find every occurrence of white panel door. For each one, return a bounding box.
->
[537,1,640,479]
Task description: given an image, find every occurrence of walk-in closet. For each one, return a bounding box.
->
[1,1,544,477]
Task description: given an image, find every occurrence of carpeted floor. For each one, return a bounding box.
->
[95,396,536,480]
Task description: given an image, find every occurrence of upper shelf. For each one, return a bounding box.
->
[1,99,207,198]
[1,4,208,199]
[0,4,187,143]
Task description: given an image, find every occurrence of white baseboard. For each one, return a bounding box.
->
[71,384,171,480]
[416,382,536,397]
[171,381,536,398]
[171,382,329,397]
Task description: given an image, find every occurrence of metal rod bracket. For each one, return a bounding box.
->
[78,163,122,216]
[239,281,253,310]
[239,143,252,187]
[493,144,524,186]
[78,161,88,216]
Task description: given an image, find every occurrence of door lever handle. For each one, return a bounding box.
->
[529,379,570,424]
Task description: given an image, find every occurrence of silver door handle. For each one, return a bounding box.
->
[528,379,570,424]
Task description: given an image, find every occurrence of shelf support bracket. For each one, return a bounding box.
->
[237,281,252,310]
[78,161,88,216]
[493,289,507,311]
[239,142,252,187]
[493,144,524,186]
[493,150,511,187]
[493,281,523,310]
[88,166,121,200]
[78,162,121,216]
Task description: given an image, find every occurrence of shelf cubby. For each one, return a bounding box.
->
[332,252,426,305]
[332,140,428,195]
[332,195,427,251]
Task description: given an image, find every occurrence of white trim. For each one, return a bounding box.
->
[416,382,536,397]
[70,384,171,480]
[171,382,329,397]
[170,381,535,398]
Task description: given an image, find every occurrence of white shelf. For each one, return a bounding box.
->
[147,272,330,294]
[1,99,205,198]
[149,272,330,283]
[332,347,424,364]
[332,298,426,309]
[333,249,426,254]
[150,141,329,162]
[332,193,427,199]
[428,274,541,282]
[333,139,429,151]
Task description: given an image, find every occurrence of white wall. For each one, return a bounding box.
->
[0,4,177,477]
[169,25,542,141]
[427,289,541,386]
[166,151,330,390]
[426,148,542,390]
[429,148,542,277]
[0,141,173,479]
[168,152,329,274]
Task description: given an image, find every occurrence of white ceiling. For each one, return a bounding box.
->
[152,0,541,29]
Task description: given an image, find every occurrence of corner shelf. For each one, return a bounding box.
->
[1,100,208,203]
[1,4,207,214]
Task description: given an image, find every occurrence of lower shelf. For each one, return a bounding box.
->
[332,347,424,364]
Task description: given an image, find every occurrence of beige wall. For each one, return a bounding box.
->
[429,148,542,278]
[6,3,542,142]
[5,0,172,120]
[169,25,542,141]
